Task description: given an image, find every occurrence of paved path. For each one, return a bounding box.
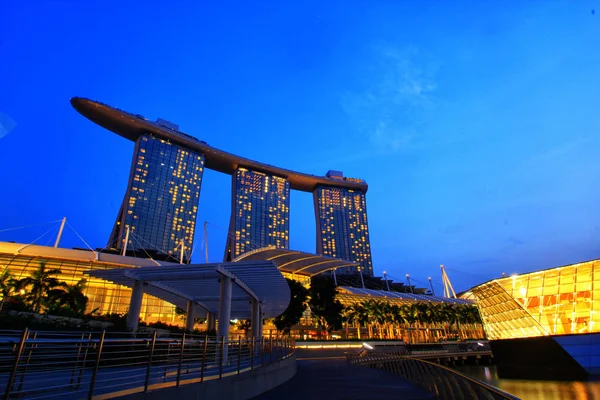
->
[253,350,433,400]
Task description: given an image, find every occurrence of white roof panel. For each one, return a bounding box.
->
[85,260,290,319]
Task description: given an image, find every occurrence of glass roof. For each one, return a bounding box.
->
[338,286,473,305]
[233,247,360,276]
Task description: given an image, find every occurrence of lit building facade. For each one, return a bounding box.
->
[462,259,600,340]
[225,168,290,260]
[0,243,179,324]
[72,98,373,269]
[314,171,373,276]
[108,134,204,263]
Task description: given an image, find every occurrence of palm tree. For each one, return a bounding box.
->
[0,268,16,311]
[430,303,448,341]
[397,304,415,343]
[15,262,64,313]
[374,301,389,339]
[55,279,89,317]
[342,304,364,339]
[361,300,379,339]
[407,303,424,342]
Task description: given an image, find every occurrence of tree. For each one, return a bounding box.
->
[15,263,64,313]
[49,279,89,317]
[273,278,309,334]
[309,275,343,338]
[0,269,16,311]
[342,303,365,339]
[236,319,252,338]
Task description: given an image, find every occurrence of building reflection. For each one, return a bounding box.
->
[459,365,600,400]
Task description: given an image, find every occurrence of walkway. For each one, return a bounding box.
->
[253,349,433,400]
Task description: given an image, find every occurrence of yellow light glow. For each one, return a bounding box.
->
[469,259,600,340]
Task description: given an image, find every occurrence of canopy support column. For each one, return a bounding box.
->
[218,276,232,363]
[251,299,262,339]
[258,310,264,338]
[127,280,145,331]
[206,311,216,331]
[186,301,195,332]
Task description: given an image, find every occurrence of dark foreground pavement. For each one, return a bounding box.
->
[252,350,433,400]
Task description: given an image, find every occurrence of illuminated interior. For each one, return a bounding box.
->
[463,260,600,339]
[280,271,311,287]
[0,253,179,325]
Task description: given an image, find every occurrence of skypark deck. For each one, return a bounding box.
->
[70,97,368,193]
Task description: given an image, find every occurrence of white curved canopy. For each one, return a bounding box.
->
[85,260,290,319]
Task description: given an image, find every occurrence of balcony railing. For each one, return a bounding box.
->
[348,350,519,400]
[0,328,294,399]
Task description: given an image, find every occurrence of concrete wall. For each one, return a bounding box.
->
[490,336,589,380]
[124,355,296,400]
[555,333,600,375]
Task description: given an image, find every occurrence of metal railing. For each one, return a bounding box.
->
[352,340,493,359]
[348,351,519,400]
[0,329,295,399]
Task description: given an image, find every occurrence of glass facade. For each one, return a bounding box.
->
[313,186,373,276]
[464,259,600,339]
[0,253,178,324]
[108,134,204,263]
[225,168,290,260]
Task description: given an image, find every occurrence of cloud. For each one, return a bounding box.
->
[525,137,592,167]
[0,112,17,140]
[301,148,394,170]
[443,224,464,234]
[506,236,525,246]
[342,45,438,151]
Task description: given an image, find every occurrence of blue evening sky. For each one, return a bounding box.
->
[1,1,599,293]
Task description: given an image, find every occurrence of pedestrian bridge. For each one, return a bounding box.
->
[0,329,295,399]
[2,330,518,400]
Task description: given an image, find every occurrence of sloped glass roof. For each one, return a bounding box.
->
[338,286,473,305]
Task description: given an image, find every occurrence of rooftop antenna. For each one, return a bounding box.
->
[441,265,457,298]
[383,271,391,292]
[54,217,67,248]
[121,226,130,256]
[406,274,414,294]
[204,221,209,263]
[428,277,436,296]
